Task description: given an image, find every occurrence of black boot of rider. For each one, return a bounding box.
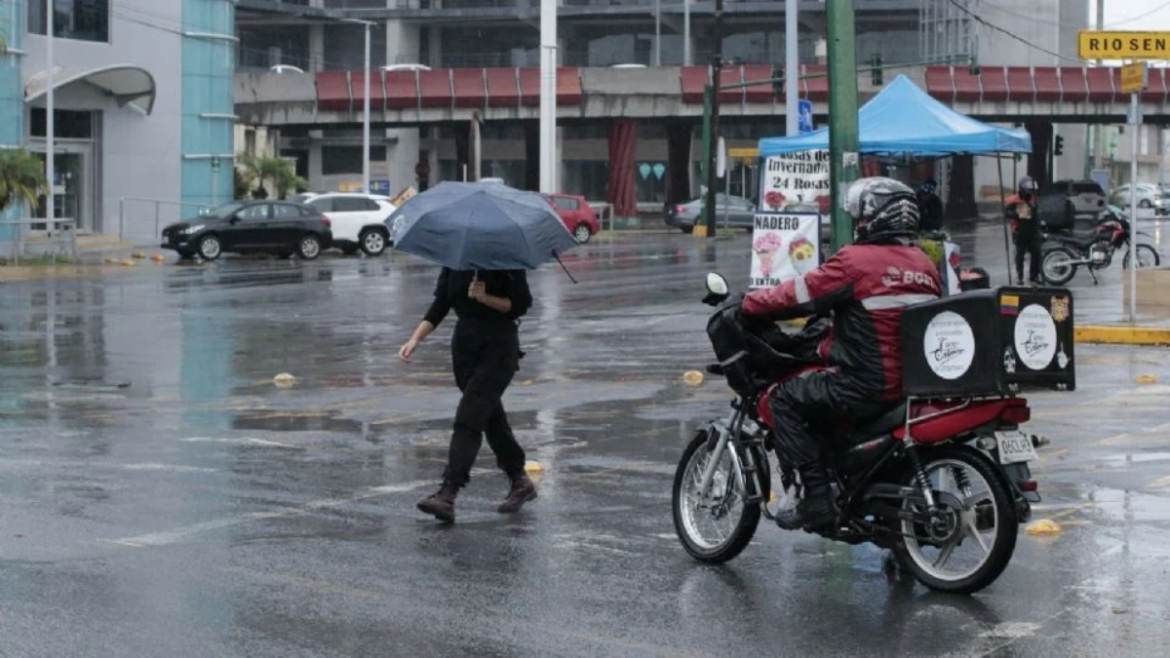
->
[775,468,838,531]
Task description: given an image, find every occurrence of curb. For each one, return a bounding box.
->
[1075,325,1170,346]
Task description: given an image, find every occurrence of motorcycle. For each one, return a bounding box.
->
[671,273,1040,594]
[1040,205,1161,286]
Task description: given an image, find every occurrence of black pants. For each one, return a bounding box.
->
[1015,226,1043,282]
[443,320,526,488]
[769,369,883,487]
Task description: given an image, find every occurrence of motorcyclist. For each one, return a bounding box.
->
[1006,177,1042,284]
[740,177,942,530]
[916,178,944,233]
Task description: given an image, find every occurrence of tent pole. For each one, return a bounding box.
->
[998,155,1012,286]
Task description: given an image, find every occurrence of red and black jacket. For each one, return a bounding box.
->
[741,242,942,401]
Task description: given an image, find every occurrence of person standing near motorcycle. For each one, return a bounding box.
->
[916,178,944,233]
[739,177,941,530]
[1006,177,1043,285]
[399,268,537,523]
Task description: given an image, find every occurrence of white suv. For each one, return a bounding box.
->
[300,193,396,256]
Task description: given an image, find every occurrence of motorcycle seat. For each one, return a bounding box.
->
[839,401,908,444]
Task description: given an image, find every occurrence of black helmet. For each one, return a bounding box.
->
[919,178,938,194]
[1018,177,1037,195]
[846,177,920,238]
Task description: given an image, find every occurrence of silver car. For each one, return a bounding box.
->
[1110,183,1167,215]
[666,194,757,233]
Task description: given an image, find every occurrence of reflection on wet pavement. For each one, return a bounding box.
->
[0,230,1169,656]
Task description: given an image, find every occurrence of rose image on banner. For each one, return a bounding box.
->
[750,213,822,289]
[764,190,787,211]
[788,237,816,275]
[753,232,785,278]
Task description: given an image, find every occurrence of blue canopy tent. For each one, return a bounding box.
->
[758,75,1032,158]
[757,75,1032,283]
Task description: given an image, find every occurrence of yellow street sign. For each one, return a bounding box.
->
[1078,31,1170,60]
[1120,62,1148,94]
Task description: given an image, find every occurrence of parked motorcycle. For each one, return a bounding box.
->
[1041,205,1161,286]
[671,274,1040,594]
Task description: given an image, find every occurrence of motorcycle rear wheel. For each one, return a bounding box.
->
[893,445,1019,595]
[672,429,761,564]
[1041,247,1078,286]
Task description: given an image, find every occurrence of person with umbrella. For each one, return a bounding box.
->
[389,182,579,524]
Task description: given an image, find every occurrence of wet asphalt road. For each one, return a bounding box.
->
[2,227,1170,657]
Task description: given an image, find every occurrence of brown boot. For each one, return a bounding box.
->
[498,472,538,514]
[417,482,458,523]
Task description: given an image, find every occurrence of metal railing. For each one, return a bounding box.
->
[0,218,78,263]
[118,197,214,242]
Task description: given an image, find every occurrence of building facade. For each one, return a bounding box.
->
[236,0,1090,212]
[0,0,234,242]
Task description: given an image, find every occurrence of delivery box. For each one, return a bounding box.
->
[901,287,1076,398]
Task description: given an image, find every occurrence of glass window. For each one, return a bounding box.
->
[30,109,94,139]
[237,204,270,220]
[332,196,371,212]
[272,204,301,218]
[553,197,579,211]
[307,197,333,212]
[29,0,110,43]
[1072,182,1104,195]
[322,146,386,176]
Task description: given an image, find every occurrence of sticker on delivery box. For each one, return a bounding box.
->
[924,311,976,380]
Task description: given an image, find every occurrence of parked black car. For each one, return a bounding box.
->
[161,201,333,261]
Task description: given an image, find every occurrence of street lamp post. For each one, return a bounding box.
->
[342,18,374,194]
[46,0,55,230]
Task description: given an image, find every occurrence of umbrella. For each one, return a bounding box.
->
[386,181,580,271]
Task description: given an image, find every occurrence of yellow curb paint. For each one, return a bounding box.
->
[692,224,708,238]
[682,370,704,386]
[1136,374,1159,384]
[1075,325,1170,346]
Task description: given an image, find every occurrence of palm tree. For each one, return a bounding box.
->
[237,153,307,201]
[0,149,48,213]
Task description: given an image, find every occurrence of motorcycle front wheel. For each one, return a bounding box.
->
[672,429,761,564]
[893,445,1019,595]
[1122,243,1161,270]
[1041,247,1078,286]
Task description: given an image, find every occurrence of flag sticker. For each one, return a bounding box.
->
[1000,294,1020,315]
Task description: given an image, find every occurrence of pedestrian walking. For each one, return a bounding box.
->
[399,268,537,523]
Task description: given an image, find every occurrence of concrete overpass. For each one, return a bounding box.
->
[235,64,1170,127]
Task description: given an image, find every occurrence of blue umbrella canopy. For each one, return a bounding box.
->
[387,181,580,271]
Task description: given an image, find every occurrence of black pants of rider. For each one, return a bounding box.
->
[442,319,527,488]
[1014,225,1043,282]
[769,368,885,494]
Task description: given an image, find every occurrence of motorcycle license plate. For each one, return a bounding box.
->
[995,431,1038,465]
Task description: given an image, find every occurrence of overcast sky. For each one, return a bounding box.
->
[1101,0,1170,30]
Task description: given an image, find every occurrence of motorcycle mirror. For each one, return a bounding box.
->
[706,272,730,298]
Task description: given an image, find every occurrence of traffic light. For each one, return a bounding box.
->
[871,54,883,86]
[1054,135,1065,156]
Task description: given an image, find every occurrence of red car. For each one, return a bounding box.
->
[546,194,600,244]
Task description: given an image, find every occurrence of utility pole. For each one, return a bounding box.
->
[683,0,691,66]
[703,0,724,238]
[785,0,799,137]
[826,0,860,251]
[655,0,661,67]
[46,0,55,230]
[540,0,558,193]
[1093,0,1105,171]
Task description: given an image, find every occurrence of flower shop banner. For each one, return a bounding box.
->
[759,151,832,215]
[749,212,821,290]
